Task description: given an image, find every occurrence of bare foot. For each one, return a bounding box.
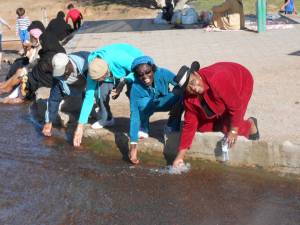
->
[0,97,25,104]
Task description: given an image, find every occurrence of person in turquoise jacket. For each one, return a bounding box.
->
[73,43,143,147]
[128,56,183,164]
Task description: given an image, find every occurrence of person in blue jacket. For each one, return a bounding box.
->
[128,56,183,164]
[42,51,89,137]
[73,43,143,147]
[280,0,297,14]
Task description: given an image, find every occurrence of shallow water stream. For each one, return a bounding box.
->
[0,64,300,225]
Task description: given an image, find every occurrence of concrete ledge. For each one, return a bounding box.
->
[83,127,300,176]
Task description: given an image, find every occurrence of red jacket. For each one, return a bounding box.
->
[179,62,253,150]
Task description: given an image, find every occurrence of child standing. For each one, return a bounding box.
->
[66,4,83,30]
[280,0,297,14]
[15,8,31,55]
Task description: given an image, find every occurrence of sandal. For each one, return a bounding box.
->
[248,117,260,140]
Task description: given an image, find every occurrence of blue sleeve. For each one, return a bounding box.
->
[45,79,64,123]
[78,76,97,124]
[129,87,140,142]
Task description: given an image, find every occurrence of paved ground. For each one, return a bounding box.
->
[65,19,300,144]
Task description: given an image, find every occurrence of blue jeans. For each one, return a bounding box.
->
[95,82,114,123]
[139,91,183,133]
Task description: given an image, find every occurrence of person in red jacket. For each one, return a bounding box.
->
[66,3,83,30]
[173,61,259,167]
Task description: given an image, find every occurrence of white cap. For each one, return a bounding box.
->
[52,53,69,77]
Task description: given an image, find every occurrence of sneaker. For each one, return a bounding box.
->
[91,118,115,129]
[138,130,149,139]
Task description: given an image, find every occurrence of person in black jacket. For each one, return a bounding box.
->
[46,11,73,42]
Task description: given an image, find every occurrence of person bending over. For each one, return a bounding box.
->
[172,61,259,167]
[42,51,89,136]
[128,56,183,164]
[73,43,144,147]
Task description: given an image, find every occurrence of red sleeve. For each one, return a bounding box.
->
[179,99,199,150]
[212,72,242,128]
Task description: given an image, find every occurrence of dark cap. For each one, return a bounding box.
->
[174,65,191,88]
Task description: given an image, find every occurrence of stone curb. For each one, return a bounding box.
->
[83,127,300,176]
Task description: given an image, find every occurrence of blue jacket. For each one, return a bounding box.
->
[285,0,294,13]
[129,67,177,142]
[45,51,89,123]
[78,43,143,124]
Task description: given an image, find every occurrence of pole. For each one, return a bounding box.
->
[256,0,267,32]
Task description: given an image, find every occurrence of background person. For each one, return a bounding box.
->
[66,3,83,30]
[280,0,297,14]
[0,28,43,96]
[46,11,73,42]
[15,7,31,55]
[172,61,259,167]
[211,0,244,30]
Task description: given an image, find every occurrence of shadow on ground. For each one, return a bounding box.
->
[78,19,202,33]
[77,0,160,9]
[289,50,300,56]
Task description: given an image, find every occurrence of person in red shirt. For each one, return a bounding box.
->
[66,3,83,30]
[173,61,260,167]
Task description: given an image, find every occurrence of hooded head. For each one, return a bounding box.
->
[131,56,156,86]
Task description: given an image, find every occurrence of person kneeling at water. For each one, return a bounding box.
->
[128,56,183,164]
[172,62,259,167]
[73,43,144,147]
[42,51,89,136]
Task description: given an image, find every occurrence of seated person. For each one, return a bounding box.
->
[172,61,260,167]
[4,20,45,82]
[42,51,89,136]
[211,0,245,30]
[0,28,43,99]
[0,31,65,104]
[280,0,297,14]
[128,56,183,164]
[73,43,144,147]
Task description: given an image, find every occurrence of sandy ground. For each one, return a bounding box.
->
[0,0,157,46]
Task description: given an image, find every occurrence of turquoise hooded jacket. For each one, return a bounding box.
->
[78,43,143,124]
